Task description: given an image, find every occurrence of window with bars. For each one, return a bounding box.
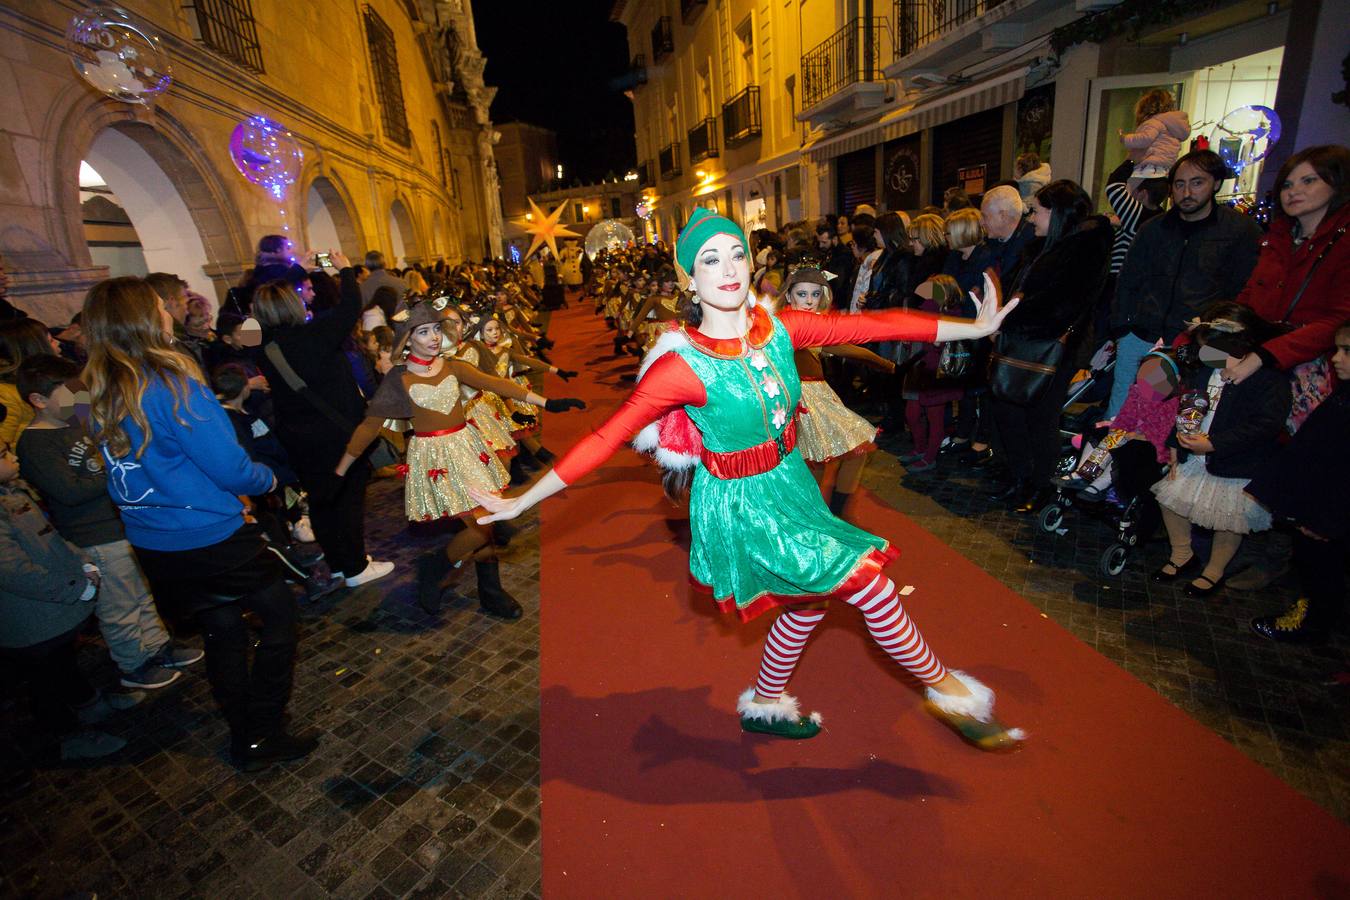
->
[184,0,265,73]
[363,7,411,147]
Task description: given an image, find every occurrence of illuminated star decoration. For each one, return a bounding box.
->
[520,198,581,260]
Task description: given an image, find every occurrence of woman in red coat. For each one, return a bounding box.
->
[1227,145,1350,383]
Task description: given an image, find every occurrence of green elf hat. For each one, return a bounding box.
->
[674,207,747,289]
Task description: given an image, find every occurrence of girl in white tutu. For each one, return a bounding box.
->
[778,266,896,517]
[1150,303,1292,598]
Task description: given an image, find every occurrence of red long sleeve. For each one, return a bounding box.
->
[778,308,939,348]
[553,352,707,485]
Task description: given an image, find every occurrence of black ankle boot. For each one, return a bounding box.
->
[416,552,453,614]
[475,560,522,620]
[533,446,556,465]
[508,457,529,485]
[827,490,851,518]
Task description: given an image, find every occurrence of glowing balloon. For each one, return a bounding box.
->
[65,5,172,104]
[229,115,304,199]
[584,219,637,260]
[1211,105,1281,175]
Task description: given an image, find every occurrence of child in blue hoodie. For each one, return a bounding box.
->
[83,276,316,773]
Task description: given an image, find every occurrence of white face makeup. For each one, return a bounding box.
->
[691,232,750,313]
[408,322,442,359]
[482,320,503,344]
[441,313,463,348]
[788,283,825,313]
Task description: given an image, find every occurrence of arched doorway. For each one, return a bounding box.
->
[304,175,362,257]
[81,126,217,301]
[388,198,420,266]
[65,114,245,306]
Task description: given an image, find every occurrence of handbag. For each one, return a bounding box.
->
[263,342,400,469]
[1277,224,1346,434]
[989,328,1070,405]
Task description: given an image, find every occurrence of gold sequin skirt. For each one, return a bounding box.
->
[404,426,509,521]
[796,380,878,463]
[465,393,518,458]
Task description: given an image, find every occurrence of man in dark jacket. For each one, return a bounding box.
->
[1109,150,1261,406]
[980,185,1035,281]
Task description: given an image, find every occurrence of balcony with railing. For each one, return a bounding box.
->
[688,117,719,164]
[681,0,708,24]
[631,54,648,86]
[651,16,674,63]
[888,0,1027,78]
[638,159,654,186]
[659,142,682,179]
[721,86,762,147]
[798,17,893,126]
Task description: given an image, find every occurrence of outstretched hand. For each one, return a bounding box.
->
[545,397,586,413]
[968,270,1019,337]
[469,487,522,524]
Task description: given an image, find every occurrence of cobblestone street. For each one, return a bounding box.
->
[1,475,544,900]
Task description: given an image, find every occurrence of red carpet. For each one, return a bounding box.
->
[536,303,1350,898]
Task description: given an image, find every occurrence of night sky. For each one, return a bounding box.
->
[473,0,636,184]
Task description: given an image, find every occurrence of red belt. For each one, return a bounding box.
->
[799,376,825,382]
[414,423,467,438]
[701,418,798,480]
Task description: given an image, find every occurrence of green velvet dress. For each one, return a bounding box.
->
[673,315,896,621]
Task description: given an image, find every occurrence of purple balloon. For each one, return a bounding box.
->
[229,115,303,199]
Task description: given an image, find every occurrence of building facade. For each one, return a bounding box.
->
[1,0,504,321]
[613,0,1344,239]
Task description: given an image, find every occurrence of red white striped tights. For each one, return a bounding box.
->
[753,574,947,700]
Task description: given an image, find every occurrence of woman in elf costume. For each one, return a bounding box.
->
[336,299,584,619]
[474,209,1025,750]
[777,265,896,518]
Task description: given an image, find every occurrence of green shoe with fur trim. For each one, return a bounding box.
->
[737,688,823,739]
[925,670,1027,752]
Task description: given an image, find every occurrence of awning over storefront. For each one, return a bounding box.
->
[804,65,1030,162]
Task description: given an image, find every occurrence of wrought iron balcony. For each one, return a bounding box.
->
[638,159,654,186]
[895,0,1007,57]
[631,54,648,87]
[721,86,762,147]
[800,17,893,111]
[659,142,682,179]
[651,16,674,63]
[681,0,708,24]
[688,117,719,164]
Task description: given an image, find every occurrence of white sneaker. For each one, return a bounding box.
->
[342,559,394,587]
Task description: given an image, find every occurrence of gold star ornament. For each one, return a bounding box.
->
[520,198,581,260]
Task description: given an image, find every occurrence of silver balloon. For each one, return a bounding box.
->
[65,5,172,104]
[584,219,637,260]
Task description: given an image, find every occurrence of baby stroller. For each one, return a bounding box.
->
[1037,431,1168,576]
[1038,344,1181,577]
